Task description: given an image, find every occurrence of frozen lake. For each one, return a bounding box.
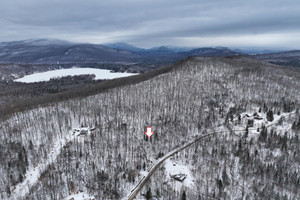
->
[14,68,137,83]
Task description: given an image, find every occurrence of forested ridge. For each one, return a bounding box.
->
[0,57,181,120]
[0,57,299,199]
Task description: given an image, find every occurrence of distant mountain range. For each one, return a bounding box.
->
[0,39,137,64]
[0,39,238,65]
[104,42,145,53]
[0,39,299,68]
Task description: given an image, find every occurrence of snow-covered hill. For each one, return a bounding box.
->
[0,57,299,199]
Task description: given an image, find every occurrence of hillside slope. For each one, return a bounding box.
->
[0,57,299,200]
[255,50,300,69]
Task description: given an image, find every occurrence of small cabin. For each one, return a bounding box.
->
[170,173,187,182]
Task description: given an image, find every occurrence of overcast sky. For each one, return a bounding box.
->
[0,0,300,49]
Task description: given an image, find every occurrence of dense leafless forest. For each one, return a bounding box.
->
[0,57,299,199]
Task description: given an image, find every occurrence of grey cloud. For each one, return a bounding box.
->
[0,0,300,49]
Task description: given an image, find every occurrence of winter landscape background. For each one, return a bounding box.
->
[0,55,299,199]
[1,0,300,199]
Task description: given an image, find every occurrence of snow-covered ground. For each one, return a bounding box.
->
[64,192,95,200]
[10,133,71,199]
[10,126,93,200]
[14,68,137,83]
[164,158,195,188]
[128,108,298,199]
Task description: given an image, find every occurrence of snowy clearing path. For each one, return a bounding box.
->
[10,133,72,200]
[9,126,93,200]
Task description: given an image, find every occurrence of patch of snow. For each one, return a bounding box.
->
[64,192,95,200]
[14,68,137,83]
[164,158,195,188]
[11,73,19,78]
[272,148,282,157]
[139,170,148,176]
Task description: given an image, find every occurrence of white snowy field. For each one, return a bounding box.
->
[14,68,137,83]
[64,192,95,200]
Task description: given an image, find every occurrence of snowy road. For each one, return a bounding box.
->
[8,111,292,199]
[126,112,293,200]
[127,132,216,200]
